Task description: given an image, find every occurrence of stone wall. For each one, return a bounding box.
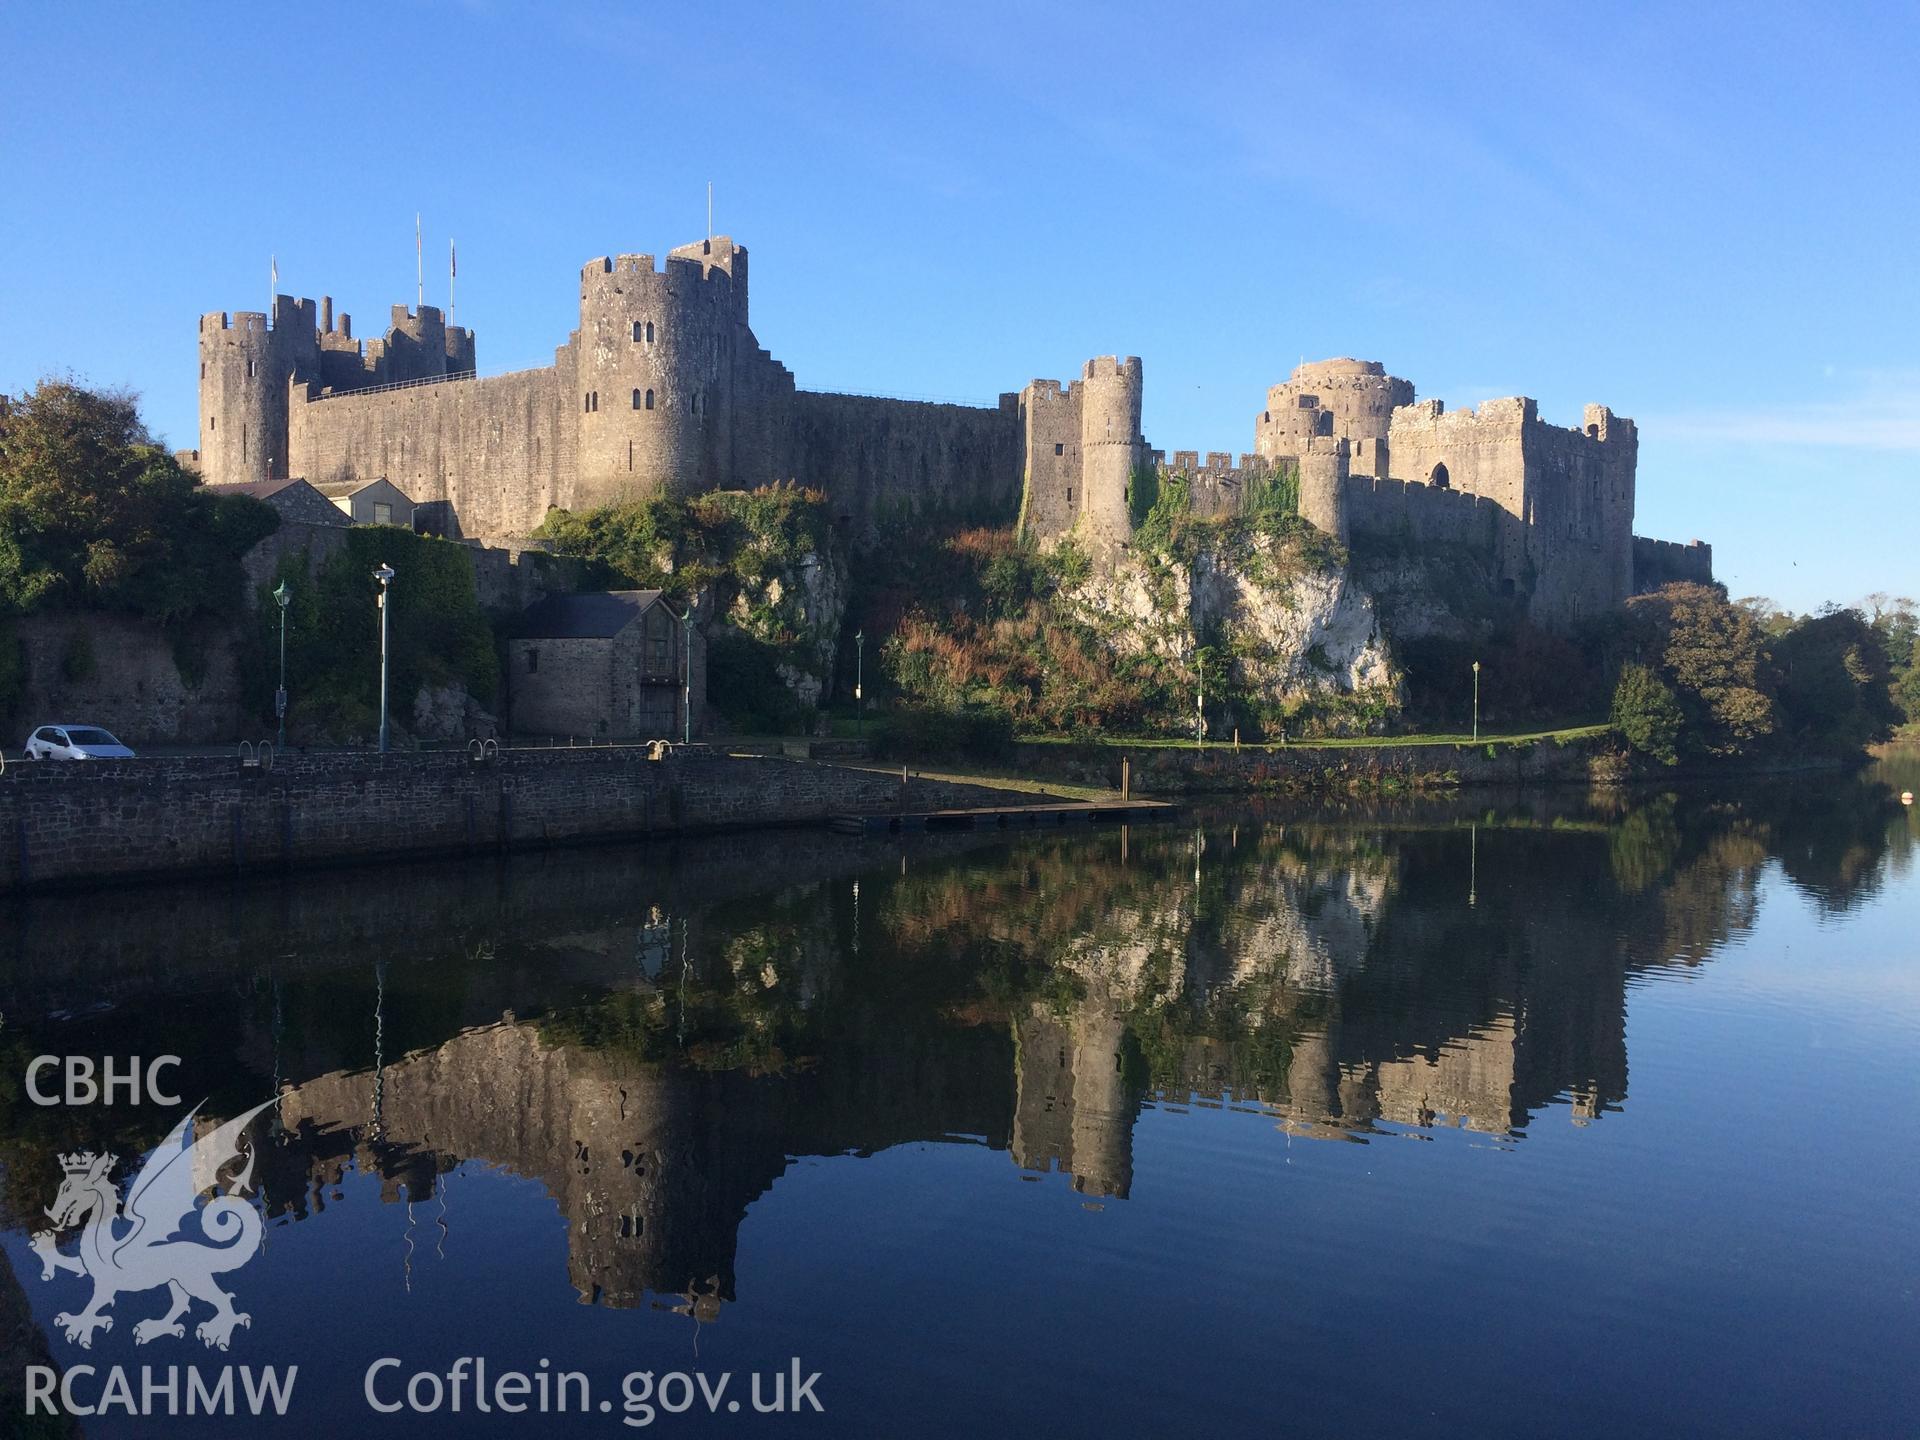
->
[1009,732,1614,795]
[1631,535,1714,593]
[7,613,244,745]
[790,391,1022,539]
[288,363,575,543]
[0,749,1039,891]
[1346,472,1509,551]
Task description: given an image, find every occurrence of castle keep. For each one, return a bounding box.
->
[200,236,1710,630]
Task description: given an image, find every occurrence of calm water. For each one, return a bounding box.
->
[2,755,1916,1437]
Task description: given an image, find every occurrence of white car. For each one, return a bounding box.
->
[23,724,136,760]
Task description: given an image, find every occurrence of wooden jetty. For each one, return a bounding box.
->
[830,798,1176,836]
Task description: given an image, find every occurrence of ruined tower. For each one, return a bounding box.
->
[1077,356,1143,550]
[1297,434,1351,544]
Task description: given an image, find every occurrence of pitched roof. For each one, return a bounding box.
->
[203,477,313,501]
[312,477,411,500]
[517,590,669,639]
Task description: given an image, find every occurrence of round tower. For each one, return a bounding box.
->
[574,251,737,507]
[1078,356,1143,549]
[197,297,316,485]
[1256,358,1412,472]
[1298,435,1351,544]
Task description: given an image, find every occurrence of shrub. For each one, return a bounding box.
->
[1612,662,1684,765]
[248,528,497,744]
[870,703,1014,761]
[706,631,813,735]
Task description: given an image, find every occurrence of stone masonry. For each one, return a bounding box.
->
[1022,354,1708,631]
[0,748,1048,891]
[201,238,1711,631]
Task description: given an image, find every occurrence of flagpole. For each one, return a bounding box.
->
[415,214,423,311]
[269,254,277,325]
[449,239,456,328]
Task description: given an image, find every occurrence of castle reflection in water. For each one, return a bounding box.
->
[1,765,1911,1321]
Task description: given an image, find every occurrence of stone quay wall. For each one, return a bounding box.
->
[0,748,1025,892]
[1011,732,1614,795]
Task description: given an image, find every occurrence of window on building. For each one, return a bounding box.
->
[1430,463,1451,489]
[1066,487,1073,507]
[373,502,393,525]
[632,389,642,409]
[200,362,206,379]
[1054,442,1064,456]
[645,389,654,410]
[628,440,634,471]
[526,649,539,674]
[209,416,215,431]
[645,321,654,343]
[632,321,643,342]
[646,608,672,674]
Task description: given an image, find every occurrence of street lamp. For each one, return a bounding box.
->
[854,629,865,738]
[272,579,291,749]
[1471,659,1481,742]
[682,593,699,745]
[1196,651,1206,750]
[373,564,395,753]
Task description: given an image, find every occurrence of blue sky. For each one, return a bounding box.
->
[2,1,1914,611]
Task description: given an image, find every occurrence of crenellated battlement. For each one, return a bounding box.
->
[1082,355,1142,381]
[203,311,270,335]
[580,243,742,292]
[195,234,1702,624]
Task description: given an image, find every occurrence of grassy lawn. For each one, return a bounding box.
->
[1015,722,1613,751]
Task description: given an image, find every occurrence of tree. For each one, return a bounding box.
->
[0,378,276,624]
[1619,583,1775,756]
[1770,608,1901,753]
[1612,662,1684,765]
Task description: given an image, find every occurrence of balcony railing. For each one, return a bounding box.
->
[317,370,476,402]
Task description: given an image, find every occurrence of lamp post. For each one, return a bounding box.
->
[1196,651,1205,750]
[854,629,865,738]
[682,593,699,745]
[373,564,394,753]
[1471,659,1481,742]
[272,580,291,749]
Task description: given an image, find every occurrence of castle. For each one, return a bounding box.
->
[1016,355,1712,631]
[198,236,1710,630]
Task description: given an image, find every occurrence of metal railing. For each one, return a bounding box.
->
[316,370,477,402]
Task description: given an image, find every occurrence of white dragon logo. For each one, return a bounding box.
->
[28,1099,275,1351]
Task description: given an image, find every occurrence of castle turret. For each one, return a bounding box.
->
[573,243,744,506]
[1298,434,1351,544]
[196,295,318,485]
[1078,356,1143,550]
